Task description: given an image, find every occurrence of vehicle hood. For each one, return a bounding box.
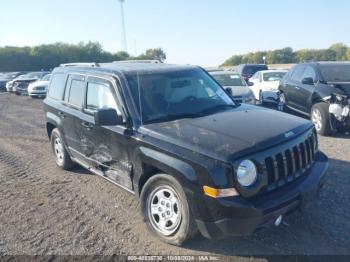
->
[140,105,313,162]
[224,85,250,96]
[329,82,350,97]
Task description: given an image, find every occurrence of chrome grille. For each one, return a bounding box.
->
[264,133,316,192]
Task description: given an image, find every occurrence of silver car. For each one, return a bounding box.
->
[28,74,52,98]
[210,71,256,104]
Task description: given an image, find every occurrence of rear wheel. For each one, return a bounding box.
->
[140,174,198,246]
[278,92,287,112]
[311,103,332,136]
[258,90,264,105]
[50,128,75,170]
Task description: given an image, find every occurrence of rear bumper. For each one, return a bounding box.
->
[262,90,279,103]
[195,151,328,239]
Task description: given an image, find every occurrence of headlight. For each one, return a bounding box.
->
[236,160,257,187]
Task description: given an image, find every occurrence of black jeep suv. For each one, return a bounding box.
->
[278,62,350,135]
[44,62,328,245]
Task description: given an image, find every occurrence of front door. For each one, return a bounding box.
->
[79,76,133,190]
[294,65,317,113]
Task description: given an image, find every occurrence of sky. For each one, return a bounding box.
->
[1,0,350,66]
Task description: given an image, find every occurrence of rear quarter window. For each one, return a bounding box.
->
[48,73,67,100]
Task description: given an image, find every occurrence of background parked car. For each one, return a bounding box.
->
[0,72,27,92]
[278,62,350,135]
[210,71,256,104]
[249,70,288,104]
[13,72,50,95]
[236,64,268,82]
[28,74,52,98]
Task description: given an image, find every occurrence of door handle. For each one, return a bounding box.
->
[82,121,94,129]
[58,111,66,118]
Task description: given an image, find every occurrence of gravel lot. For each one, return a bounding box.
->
[0,93,349,258]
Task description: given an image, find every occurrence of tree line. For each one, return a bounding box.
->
[0,42,166,72]
[222,43,350,66]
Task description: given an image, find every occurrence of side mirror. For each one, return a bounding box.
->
[302,77,314,85]
[94,108,123,126]
[248,81,254,86]
[225,87,233,96]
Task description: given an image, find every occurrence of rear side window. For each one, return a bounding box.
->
[48,73,67,100]
[67,78,86,107]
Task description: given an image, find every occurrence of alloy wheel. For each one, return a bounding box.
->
[148,186,182,236]
[312,108,323,132]
[54,137,64,165]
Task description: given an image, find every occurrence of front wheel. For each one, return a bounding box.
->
[140,174,198,246]
[311,103,332,136]
[50,128,75,170]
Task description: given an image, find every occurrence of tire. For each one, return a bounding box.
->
[278,92,287,112]
[50,128,75,170]
[311,103,332,136]
[140,174,198,246]
[258,90,264,105]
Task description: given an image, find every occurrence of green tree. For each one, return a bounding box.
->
[137,48,166,62]
[329,43,348,61]
[346,48,350,60]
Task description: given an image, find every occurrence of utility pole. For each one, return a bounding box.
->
[119,0,127,52]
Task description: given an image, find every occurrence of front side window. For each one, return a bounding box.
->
[302,66,316,81]
[68,79,85,107]
[48,73,67,100]
[126,68,235,124]
[291,65,305,82]
[86,81,120,114]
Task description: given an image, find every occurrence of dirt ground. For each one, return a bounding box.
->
[0,93,349,258]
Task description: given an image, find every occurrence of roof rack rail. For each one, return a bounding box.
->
[112,60,161,64]
[60,62,100,67]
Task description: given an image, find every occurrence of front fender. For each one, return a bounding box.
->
[135,146,199,195]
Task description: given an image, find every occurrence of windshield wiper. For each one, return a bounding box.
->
[198,104,236,115]
[146,113,204,124]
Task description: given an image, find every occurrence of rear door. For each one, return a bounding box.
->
[285,65,305,110]
[79,76,133,190]
[61,74,87,158]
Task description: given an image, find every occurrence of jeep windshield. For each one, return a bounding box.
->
[126,68,236,124]
[320,64,350,82]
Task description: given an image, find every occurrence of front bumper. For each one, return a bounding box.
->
[195,151,328,239]
[29,90,46,96]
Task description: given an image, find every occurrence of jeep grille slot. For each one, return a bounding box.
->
[264,134,316,192]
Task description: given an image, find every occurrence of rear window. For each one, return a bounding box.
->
[48,74,67,100]
[243,65,268,75]
[212,73,246,86]
[68,79,85,107]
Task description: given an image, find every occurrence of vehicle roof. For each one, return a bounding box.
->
[53,63,200,75]
[239,64,268,67]
[259,69,288,73]
[209,71,240,75]
[302,61,350,66]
